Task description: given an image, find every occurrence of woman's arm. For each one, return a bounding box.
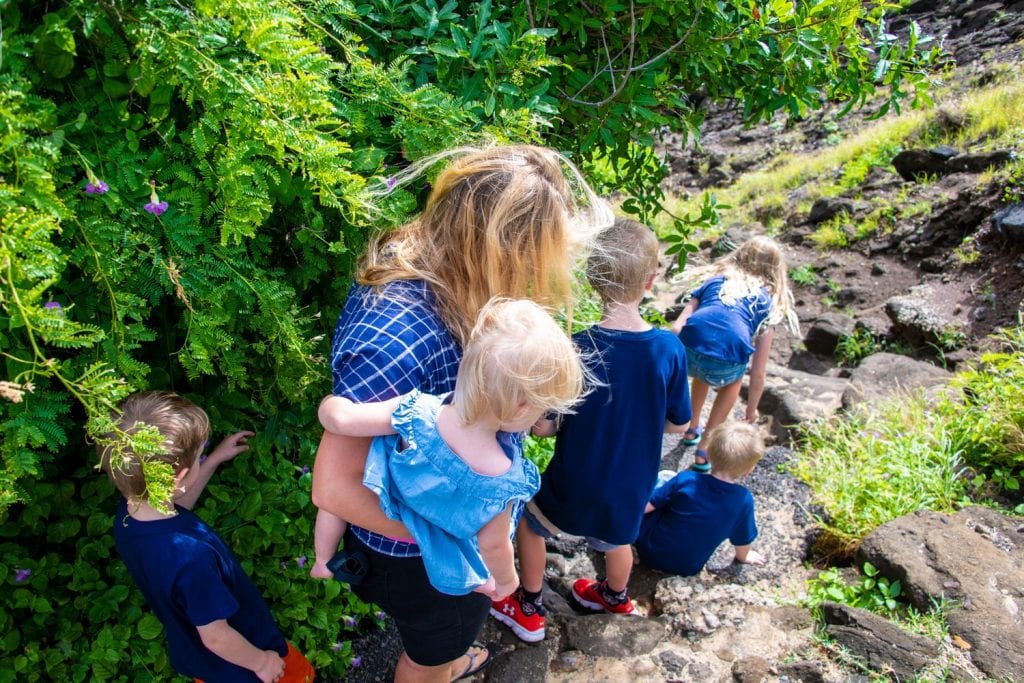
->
[319,395,400,436]
[311,430,411,538]
[745,327,773,423]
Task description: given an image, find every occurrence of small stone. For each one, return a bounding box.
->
[732,656,770,683]
[871,263,887,276]
[702,608,721,630]
[550,650,585,673]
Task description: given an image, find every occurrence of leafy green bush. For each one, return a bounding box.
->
[835,327,882,367]
[808,562,903,616]
[942,326,1024,501]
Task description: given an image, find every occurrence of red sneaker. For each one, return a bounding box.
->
[571,578,636,614]
[490,590,546,643]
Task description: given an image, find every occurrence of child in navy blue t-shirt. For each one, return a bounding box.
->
[636,421,767,576]
[491,217,691,643]
[102,391,314,683]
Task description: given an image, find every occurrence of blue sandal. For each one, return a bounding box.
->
[690,449,711,473]
[681,426,703,446]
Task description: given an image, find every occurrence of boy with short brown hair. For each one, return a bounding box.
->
[102,390,313,683]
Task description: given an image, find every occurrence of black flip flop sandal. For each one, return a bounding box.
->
[453,642,494,681]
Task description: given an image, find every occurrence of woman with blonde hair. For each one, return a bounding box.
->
[312,144,610,682]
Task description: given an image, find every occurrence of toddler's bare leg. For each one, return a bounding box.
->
[311,508,347,579]
[516,518,547,593]
[686,378,710,433]
[603,545,634,594]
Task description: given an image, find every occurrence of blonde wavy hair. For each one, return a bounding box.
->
[99,391,209,500]
[587,217,659,304]
[360,144,613,346]
[453,298,587,425]
[683,235,800,335]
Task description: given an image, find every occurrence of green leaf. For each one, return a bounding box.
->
[137,614,163,640]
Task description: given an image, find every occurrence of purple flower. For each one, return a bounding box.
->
[332,640,344,652]
[343,615,357,629]
[85,180,109,195]
[144,200,169,216]
[351,655,363,669]
[145,180,168,216]
[44,301,62,310]
[385,176,398,191]
[15,568,31,583]
[301,465,310,476]
[297,555,308,568]
[375,610,386,621]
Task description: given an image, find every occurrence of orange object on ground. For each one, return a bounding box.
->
[195,641,315,683]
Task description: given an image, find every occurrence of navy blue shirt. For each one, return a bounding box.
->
[635,471,758,576]
[678,275,772,364]
[112,500,287,681]
[533,326,691,546]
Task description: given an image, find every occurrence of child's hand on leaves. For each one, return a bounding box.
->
[207,431,254,467]
[254,649,285,682]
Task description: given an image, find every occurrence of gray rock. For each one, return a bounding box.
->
[891,148,956,181]
[992,203,1024,241]
[549,649,585,674]
[945,149,1013,174]
[808,197,857,224]
[841,353,951,409]
[562,613,667,657]
[884,292,957,348]
[855,507,1024,681]
[702,608,722,630]
[777,660,827,683]
[803,313,857,357]
[485,640,555,683]
[823,602,941,680]
[732,655,771,682]
[754,363,849,441]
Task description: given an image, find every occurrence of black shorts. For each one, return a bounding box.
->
[344,529,490,666]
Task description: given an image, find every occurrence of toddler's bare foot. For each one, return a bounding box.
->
[309,561,333,579]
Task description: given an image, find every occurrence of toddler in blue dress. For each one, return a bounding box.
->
[313,298,587,599]
[671,236,800,471]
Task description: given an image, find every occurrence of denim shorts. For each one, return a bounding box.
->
[685,347,748,388]
[522,501,620,553]
[343,529,490,666]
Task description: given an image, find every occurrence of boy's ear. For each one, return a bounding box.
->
[174,467,190,490]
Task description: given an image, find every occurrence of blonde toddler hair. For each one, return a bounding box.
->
[360,144,613,346]
[99,391,209,500]
[453,298,586,425]
[706,421,765,479]
[685,235,799,335]
[587,217,659,304]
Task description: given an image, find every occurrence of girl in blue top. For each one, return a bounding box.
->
[316,298,586,599]
[671,236,799,471]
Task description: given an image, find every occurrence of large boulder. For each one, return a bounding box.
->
[884,291,959,348]
[752,364,849,441]
[993,203,1024,242]
[803,313,857,357]
[841,353,952,409]
[561,613,668,657]
[891,147,957,181]
[856,507,1024,681]
[822,602,942,680]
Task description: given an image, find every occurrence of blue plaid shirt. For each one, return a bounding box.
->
[331,280,462,556]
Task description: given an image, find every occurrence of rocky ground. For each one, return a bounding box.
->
[339,2,1024,681]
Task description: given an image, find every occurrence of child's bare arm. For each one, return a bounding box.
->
[477,503,518,600]
[196,619,284,683]
[318,395,401,437]
[734,545,766,566]
[670,298,699,335]
[177,431,254,510]
[745,328,774,423]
